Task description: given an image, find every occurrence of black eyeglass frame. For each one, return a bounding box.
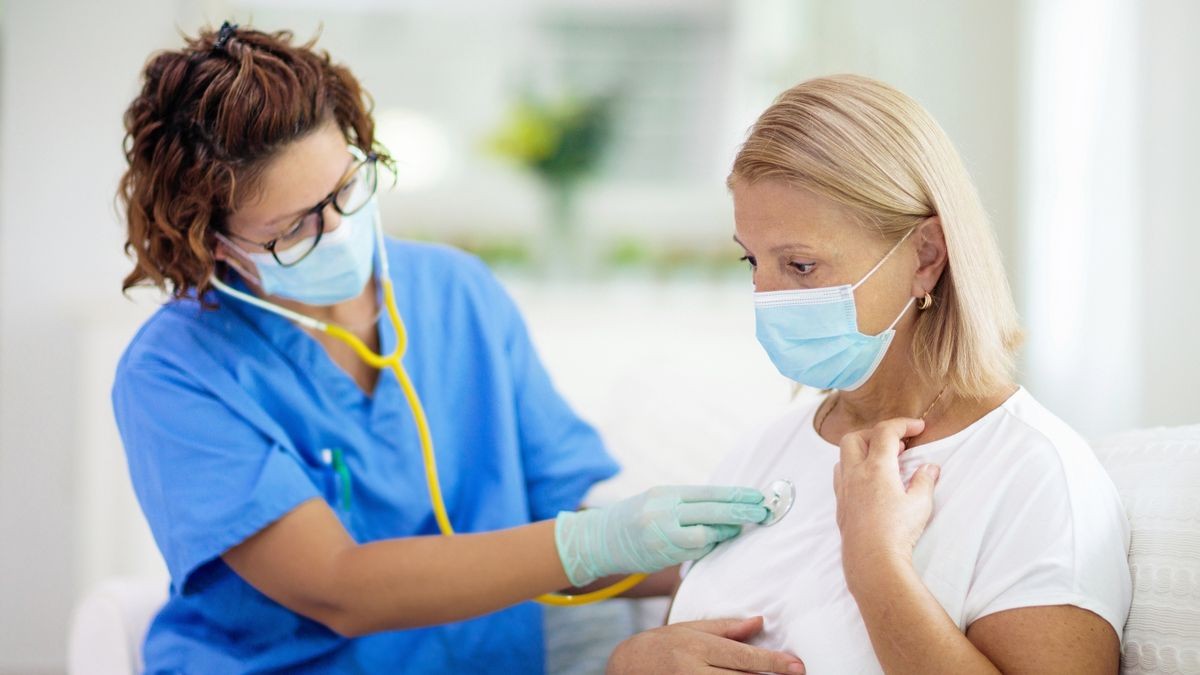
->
[221,149,381,267]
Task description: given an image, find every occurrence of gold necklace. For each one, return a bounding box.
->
[817,385,948,440]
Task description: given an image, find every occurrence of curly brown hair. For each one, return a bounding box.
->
[118,23,392,302]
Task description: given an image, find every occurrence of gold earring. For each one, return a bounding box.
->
[918,292,933,310]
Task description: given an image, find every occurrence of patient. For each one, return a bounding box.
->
[609,75,1132,674]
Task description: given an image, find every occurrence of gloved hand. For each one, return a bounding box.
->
[554,485,768,587]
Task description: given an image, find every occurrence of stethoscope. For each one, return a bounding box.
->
[209,215,797,605]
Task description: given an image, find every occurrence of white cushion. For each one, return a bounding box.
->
[1092,426,1200,674]
[67,577,167,675]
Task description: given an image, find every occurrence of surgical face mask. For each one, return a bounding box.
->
[753,230,915,391]
[218,197,379,306]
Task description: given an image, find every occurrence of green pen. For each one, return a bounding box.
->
[321,448,353,513]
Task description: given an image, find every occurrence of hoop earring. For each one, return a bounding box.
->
[918,292,933,310]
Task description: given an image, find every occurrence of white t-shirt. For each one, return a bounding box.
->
[669,388,1131,673]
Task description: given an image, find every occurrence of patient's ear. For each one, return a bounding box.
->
[912,217,947,297]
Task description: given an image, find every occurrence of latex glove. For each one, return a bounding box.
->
[554,485,767,587]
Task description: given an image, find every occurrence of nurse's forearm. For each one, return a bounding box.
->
[328,519,570,634]
[227,488,755,636]
[223,498,572,637]
[332,535,676,634]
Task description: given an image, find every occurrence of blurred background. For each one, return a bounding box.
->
[1,0,1197,671]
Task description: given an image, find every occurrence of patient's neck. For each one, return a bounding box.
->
[820,337,1016,447]
[833,348,938,429]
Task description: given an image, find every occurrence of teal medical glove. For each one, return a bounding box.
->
[554,485,768,587]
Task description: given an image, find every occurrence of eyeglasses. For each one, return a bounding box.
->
[223,147,383,267]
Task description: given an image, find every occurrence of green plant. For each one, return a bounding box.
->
[485,92,615,189]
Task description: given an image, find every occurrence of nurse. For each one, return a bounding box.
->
[113,23,767,673]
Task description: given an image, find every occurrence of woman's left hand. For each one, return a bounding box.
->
[832,418,941,590]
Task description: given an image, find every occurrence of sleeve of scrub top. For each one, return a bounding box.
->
[113,360,322,591]
[961,438,1132,640]
[490,280,620,522]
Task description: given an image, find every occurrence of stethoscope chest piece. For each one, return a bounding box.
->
[760,479,796,527]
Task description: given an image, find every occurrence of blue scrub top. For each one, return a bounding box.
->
[112,238,619,674]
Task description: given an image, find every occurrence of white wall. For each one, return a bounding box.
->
[1138,0,1200,428]
[0,1,216,669]
[1016,0,1143,436]
[1017,0,1200,436]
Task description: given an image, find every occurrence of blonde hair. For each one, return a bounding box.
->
[731,74,1021,399]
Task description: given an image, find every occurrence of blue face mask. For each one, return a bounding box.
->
[753,230,915,391]
[219,197,379,306]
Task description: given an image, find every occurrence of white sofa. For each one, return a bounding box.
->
[1091,425,1200,673]
[68,424,1200,674]
[67,576,165,675]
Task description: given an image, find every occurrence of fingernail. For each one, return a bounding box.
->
[928,464,941,478]
[789,663,805,673]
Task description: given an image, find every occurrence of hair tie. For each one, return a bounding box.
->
[214,21,238,51]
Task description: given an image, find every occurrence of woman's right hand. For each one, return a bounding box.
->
[555,485,767,586]
[607,617,805,674]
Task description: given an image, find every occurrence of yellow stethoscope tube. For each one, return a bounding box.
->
[210,240,645,606]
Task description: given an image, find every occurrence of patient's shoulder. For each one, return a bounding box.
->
[960,389,1124,530]
[986,388,1105,476]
